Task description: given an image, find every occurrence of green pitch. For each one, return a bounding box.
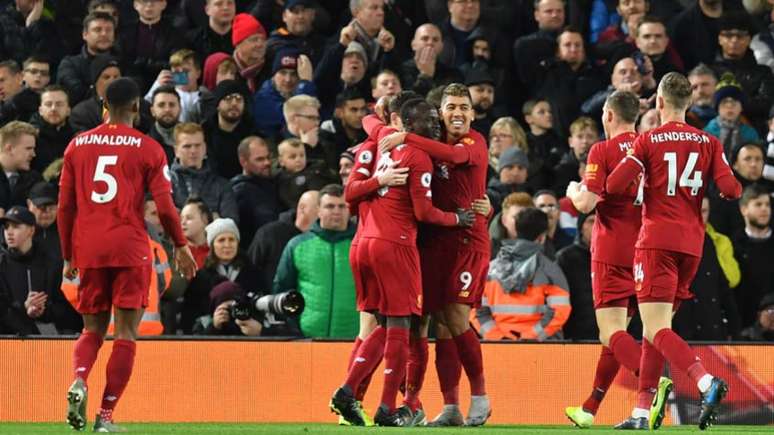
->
[0,424,770,434]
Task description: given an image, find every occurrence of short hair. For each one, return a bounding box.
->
[658,72,692,110]
[740,183,770,207]
[183,197,213,225]
[87,0,118,13]
[440,83,472,109]
[557,24,583,42]
[0,121,38,147]
[400,99,434,131]
[278,138,304,155]
[349,0,366,14]
[533,189,558,201]
[515,207,549,241]
[569,116,598,137]
[522,98,548,116]
[688,63,716,80]
[534,0,566,8]
[335,88,365,109]
[83,11,116,32]
[426,85,446,109]
[237,135,268,158]
[502,192,534,211]
[283,95,320,121]
[170,49,199,69]
[41,84,70,104]
[22,56,49,70]
[152,85,181,104]
[733,141,765,163]
[105,78,139,111]
[637,14,666,32]
[319,183,344,202]
[605,90,640,124]
[387,90,422,119]
[0,60,21,75]
[490,117,528,150]
[173,122,204,142]
[370,69,399,89]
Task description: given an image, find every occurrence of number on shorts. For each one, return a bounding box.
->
[634,263,644,282]
[664,152,702,196]
[91,155,119,204]
[459,271,472,290]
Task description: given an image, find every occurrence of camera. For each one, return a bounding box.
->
[230,291,305,321]
[172,71,189,86]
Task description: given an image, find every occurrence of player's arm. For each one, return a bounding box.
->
[607,136,647,195]
[408,154,473,227]
[56,151,76,265]
[710,139,743,200]
[344,142,380,205]
[567,143,605,213]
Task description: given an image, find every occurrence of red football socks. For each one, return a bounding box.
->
[379,327,409,412]
[403,336,428,412]
[99,339,136,412]
[435,338,461,405]
[582,346,620,415]
[453,329,486,396]
[637,339,665,409]
[653,328,706,380]
[344,326,385,394]
[72,331,104,383]
[609,330,641,375]
[346,337,363,371]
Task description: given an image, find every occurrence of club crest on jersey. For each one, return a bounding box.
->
[462,137,474,145]
[358,150,373,164]
[420,172,432,187]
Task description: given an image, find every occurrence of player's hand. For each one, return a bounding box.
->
[471,195,491,217]
[377,162,408,187]
[455,208,476,227]
[566,181,581,198]
[213,302,232,330]
[62,260,78,281]
[174,245,197,281]
[296,54,313,82]
[379,132,407,153]
[235,318,263,336]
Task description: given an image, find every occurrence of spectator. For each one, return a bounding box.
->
[637,107,660,133]
[0,121,43,214]
[487,117,528,181]
[632,15,685,81]
[751,7,774,72]
[26,181,61,263]
[319,89,368,165]
[0,206,81,335]
[674,197,742,340]
[487,147,531,216]
[56,12,117,105]
[553,116,598,195]
[273,184,357,338]
[557,212,597,340]
[202,53,238,92]
[144,49,206,124]
[669,0,728,70]
[186,0,236,61]
[710,11,774,132]
[193,280,264,336]
[276,138,337,209]
[119,0,185,92]
[686,63,718,129]
[0,0,61,65]
[202,79,257,179]
[489,191,533,259]
[266,0,325,65]
[512,0,566,88]
[314,39,373,120]
[345,0,397,77]
[740,293,774,341]
[523,99,566,191]
[29,86,74,173]
[535,189,574,258]
[279,94,330,163]
[400,23,463,97]
[181,217,260,333]
[169,122,239,221]
[148,85,181,164]
[581,56,657,120]
[339,150,355,185]
[230,136,283,248]
[370,69,402,101]
[704,73,761,161]
[231,12,269,92]
[733,184,774,328]
[249,190,319,293]
[595,0,649,50]
[0,61,25,125]
[180,198,213,270]
[253,50,316,139]
[466,67,502,135]
[473,207,571,340]
[710,142,768,236]
[0,56,51,124]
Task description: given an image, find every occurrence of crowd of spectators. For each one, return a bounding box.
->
[0,0,772,342]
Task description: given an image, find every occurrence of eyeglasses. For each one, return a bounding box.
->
[296,113,320,122]
[490,133,513,140]
[24,68,50,77]
[222,94,244,102]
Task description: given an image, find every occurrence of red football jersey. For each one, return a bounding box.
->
[609,121,738,257]
[420,129,490,254]
[584,132,642,267]
[361,144,458,246]
[345,139,379,246]
[58,123,186,268]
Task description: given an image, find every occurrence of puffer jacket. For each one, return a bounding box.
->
[170,160,238,222]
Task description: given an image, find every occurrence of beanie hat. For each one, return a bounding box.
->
[205,217,240,247]
[213,79,250,104]
[272,49,300,75]
[498,147,529,173]
[209,280,243,312]
[713,72,746,110]
[90,54,120,85]
[232,13,266,48]
[343,41,368,69]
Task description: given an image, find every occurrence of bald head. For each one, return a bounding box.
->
[296,190,320,231]
[411,23,443,57]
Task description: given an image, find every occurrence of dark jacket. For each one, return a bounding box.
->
[170,160,239,222]
[732,230,774,329]
[29,113,74,173]
[202,114,257,179]
[253,77,317,140]
[512,29,560,89]
[277,161,339,210]
[0,88,40,125]
[33,223,62,264]
[673,234,741,340]
[488,211,509,259]
[0,5,62,66]
[57,46,118,105]
[556,213,597,340]
[711,50,774,131]
[486,178,529,217]
[248,209,301,293]
[0,245,81,335]
[319,117,367,169]
[69,95,153,134]
[185,25,234,62]
[668,2,721,70]
[553,151,582,196]
[526,130,567,192]
[0,167,43,212]
[267,27,326,66]
[230,173,284,249]
[147,122,176,165]
[119,17,186,92]
[536,60,605,137]
[399,57,464,97]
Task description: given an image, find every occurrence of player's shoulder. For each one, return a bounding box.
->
[354,139,377,165]
[463,129,487,146]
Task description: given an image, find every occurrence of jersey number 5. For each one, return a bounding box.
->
[91,155,118,204]
[664,152,702,196]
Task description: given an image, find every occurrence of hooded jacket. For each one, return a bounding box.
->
[473,238,570,341]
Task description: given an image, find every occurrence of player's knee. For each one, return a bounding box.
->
[358,312,378,339]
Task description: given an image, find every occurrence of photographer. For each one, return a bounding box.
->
[193,281,262,336]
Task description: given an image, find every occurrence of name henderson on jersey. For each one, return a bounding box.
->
[73,134,143,147]
[649,131,710,144]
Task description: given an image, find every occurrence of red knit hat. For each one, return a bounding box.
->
[232,13,266,48]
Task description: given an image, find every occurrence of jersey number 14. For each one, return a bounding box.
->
[664,152,702,196]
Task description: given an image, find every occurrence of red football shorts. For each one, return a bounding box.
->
[633,248,698,303]
[591,261,637,311]
[359,238,422,317]
[349,241,367,310]
[77,265,152,314]
[421,246,489,314]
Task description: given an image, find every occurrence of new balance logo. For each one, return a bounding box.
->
[105,395,117,402]
[355,357,366,363]
[384,369,393,375]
